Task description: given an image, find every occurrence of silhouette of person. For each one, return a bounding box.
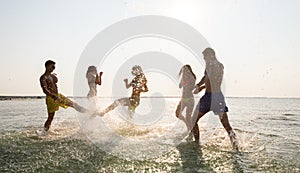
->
[99,65,148,116]
[191,48,238,150]
[86,66,103,99]
[175,65,198,131]
[40,60,88,132]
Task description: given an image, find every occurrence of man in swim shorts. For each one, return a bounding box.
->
[191,48,238,150]
[40,60,88,132]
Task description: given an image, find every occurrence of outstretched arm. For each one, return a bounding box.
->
[196,75,205,87]
[193,74,206,94]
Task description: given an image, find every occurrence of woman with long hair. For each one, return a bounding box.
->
[175,64,199,131]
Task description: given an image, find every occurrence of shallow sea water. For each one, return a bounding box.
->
[0,97,299,172]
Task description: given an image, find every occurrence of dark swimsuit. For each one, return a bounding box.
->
[196,92,228,115]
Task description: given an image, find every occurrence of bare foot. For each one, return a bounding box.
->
[229,130,239,151]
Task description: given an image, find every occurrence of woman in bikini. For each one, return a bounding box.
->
[175,65,203,131]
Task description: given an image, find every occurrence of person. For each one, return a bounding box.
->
[86,66,103,99]
[191,48,238,150]
[99,65,148,117]
[40,60,88,133]
[175,65,198,131]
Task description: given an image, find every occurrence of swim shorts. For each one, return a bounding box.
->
[46,93,73,113]
[196,92,228,115]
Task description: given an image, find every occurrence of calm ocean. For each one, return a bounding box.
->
[0,97,299,172]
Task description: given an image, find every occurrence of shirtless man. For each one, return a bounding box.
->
[99,65,148,117]
[191,48,238,150]
[40,60,88,132]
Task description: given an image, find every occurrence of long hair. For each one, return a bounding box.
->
[86,66,96,78]
[179,64,196,80]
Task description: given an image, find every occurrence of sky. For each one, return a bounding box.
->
[0,0,299,98]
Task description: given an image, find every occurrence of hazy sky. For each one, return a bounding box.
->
[0,0,299,98]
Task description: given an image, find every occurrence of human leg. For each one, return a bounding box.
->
[100,102,117,116]
[185,99,194,131]
[100,98,129,116]
[175,101,190,129]
[56,94,88,113]
[191,111,205,144]
[72,102,88,113]
[44,112,55,131]
[190,94,210,143]
[218,112,238,150]
[45,96,59,131]
[175,100,183,118]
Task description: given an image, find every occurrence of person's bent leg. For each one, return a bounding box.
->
[100,98,128,116]
[44,112,55,131]
[100,102,117,116]
[175,100,182,118]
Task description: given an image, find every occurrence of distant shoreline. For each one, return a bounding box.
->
[0,96,180,100]
[0,96,45,100]
[0,95,299,101]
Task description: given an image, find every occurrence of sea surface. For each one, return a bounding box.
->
[0,97,299,172]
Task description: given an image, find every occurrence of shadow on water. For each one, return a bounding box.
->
[231,151,244,173]
[175,140,246,173]
[176,141,214,173]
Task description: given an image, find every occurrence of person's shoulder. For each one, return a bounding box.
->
[40,74,46,81]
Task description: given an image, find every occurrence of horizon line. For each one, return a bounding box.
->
[1,95,300,100]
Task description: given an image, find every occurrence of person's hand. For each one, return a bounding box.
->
[55,98,60,103]
[99,71,103,76]
[124,79,128,83]
[193,86,200,94]
[52,95,60,103]
[193,89,199,94]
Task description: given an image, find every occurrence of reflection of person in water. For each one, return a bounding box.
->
[99,65,148,116]
[175,65,201,131]
[86,66,103,99]
[191,48,238,150]
[40,60,88,132]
